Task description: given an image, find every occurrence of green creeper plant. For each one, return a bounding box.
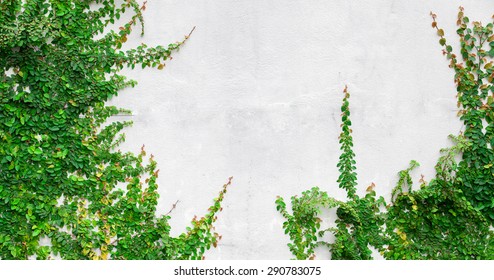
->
[431,8,494,223]
[327,87,386,260]
[276,87,387,260]
[381,7,494,260]
[0,0,231,260]
[277,8,494,260]
[383,141,492,259]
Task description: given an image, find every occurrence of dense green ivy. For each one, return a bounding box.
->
[0,0,231,260]
[434,8,494,223]
[277,8,494,260]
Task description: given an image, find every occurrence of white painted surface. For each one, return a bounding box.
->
[108,0,494,259]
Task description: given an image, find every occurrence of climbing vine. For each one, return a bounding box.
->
[277,7,494,260]
[276,87,386,260]
[0,0,231,260]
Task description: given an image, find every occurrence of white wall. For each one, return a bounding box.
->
[108,0,494,259]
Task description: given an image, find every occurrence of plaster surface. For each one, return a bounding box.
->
[108,0,494,259]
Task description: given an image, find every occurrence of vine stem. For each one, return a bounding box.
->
[186,26,196,39]
[165,200,180,216]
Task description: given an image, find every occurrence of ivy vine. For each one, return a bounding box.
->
[276,87,386,260]
[276,7,494,260]
[0,0,231,260]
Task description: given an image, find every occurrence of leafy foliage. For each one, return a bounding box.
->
[432,8,494,223]
[276,87,387,260]
[0,0,230,260]
[276,187,340,260]
[384,148,492,260]
[277,8,494,260]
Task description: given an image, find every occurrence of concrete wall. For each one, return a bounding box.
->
[108,0,494,259]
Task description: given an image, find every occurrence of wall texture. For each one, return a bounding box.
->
[108,0,494,259]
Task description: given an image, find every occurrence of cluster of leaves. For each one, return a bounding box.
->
[0,0,230,260]
[277,8,494,260]
[384,147,492,259]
